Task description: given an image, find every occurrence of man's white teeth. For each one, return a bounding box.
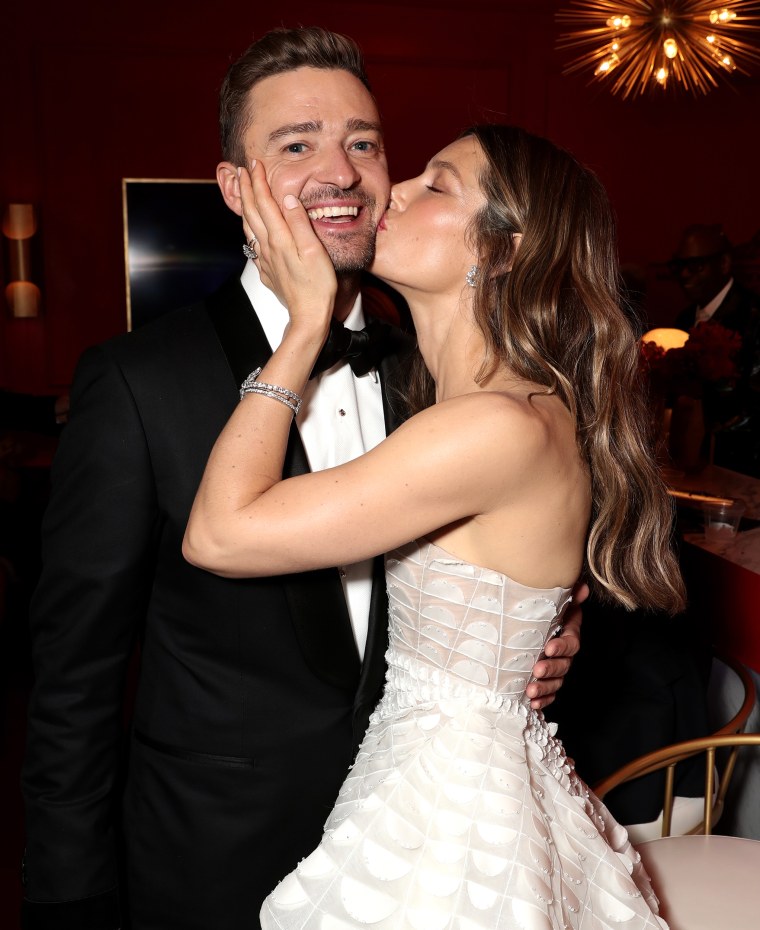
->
[307,206,359,220]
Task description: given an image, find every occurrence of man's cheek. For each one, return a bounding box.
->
[264,165,306,206]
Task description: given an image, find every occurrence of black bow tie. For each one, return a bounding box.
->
[310,317,392,378]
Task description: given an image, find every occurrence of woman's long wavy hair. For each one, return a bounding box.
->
[404,125,685,614]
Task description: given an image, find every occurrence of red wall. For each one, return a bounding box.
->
[2,0,759,393]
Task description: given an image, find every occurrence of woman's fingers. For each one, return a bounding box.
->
[247,161,278,238]
[238,163,263,246]
[237,162,336,323]
[280,193,328,262]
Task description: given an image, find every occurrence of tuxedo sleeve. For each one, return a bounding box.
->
[22,344,158,928]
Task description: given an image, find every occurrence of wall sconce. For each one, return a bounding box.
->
[3,203,42,318]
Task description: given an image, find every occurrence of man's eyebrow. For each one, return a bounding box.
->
[428,159,461,181]
[345,118,383,135]
[267,121,322,144]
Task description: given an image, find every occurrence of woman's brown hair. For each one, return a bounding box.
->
[406,125,685,614]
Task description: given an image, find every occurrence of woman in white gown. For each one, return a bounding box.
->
[184,124,685,929]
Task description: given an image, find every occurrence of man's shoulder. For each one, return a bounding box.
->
[730,281,760,312]
[714,282,760,332]
[361,276,412,331]
[98,276,248,365]
[361,285,415,361]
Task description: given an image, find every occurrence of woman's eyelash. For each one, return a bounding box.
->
[426,185,443,193]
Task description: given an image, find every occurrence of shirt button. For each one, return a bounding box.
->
[338,408,346,417]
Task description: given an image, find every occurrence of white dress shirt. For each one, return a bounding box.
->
[695,277,733,324]
[240,262,386,659]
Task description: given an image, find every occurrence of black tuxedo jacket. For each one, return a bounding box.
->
[675,280,760,352]
[22,277,411,930]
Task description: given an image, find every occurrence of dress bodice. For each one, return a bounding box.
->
[383,538,573,707]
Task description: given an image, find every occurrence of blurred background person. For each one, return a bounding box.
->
[670,223,760,476]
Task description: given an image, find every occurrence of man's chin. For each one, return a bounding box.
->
[323,240,376,275]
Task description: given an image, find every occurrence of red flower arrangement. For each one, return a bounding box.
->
[641,321,741,400]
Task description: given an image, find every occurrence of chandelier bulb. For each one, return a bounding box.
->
[595,53,621,75]
[710,8,737,26]
[606,14,632,30]
[663,37,679,59]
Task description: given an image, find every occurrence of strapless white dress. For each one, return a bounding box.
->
[260,538,667,929]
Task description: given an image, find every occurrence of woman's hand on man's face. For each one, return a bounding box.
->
[239,161,337,335]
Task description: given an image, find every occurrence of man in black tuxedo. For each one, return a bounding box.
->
[21,28,580,930]
[671,224,760,475]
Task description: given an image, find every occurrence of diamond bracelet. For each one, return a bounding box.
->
[239,368,302,416]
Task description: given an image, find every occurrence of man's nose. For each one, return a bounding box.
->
[679,265,695,282]
[314,146,361,190]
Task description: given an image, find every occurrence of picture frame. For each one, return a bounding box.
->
[122,178,244,330]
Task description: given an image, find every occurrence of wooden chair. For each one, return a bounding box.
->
[594,732,760,836]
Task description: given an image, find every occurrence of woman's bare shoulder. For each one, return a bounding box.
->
[402,389,560,448]
[383,390,567,500]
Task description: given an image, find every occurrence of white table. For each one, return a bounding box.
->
[637,835,760,929]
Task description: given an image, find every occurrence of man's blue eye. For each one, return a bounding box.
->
[287,143,307,154]
[352,141,375,152]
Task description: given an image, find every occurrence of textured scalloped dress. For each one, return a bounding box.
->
[260,538,668,930]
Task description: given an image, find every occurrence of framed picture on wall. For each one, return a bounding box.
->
[122,179,244,330]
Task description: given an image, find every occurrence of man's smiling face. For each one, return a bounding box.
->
[240,67,390,273]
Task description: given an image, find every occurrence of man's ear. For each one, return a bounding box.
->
[217,162,243,217]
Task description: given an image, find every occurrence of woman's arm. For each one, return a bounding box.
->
[184,389,546,578]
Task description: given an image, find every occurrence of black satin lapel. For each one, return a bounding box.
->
[205,277,310,478]
[205,276,269,388]
[711,284,740,327]
[205,276,357,686]
[353,554,389,741]
[352,328,414,740]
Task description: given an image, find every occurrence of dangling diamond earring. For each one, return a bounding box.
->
[466,265,478,288]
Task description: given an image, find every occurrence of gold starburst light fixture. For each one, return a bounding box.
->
[557,1,760,97]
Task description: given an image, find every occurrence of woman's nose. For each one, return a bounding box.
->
[389,181,407,210]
